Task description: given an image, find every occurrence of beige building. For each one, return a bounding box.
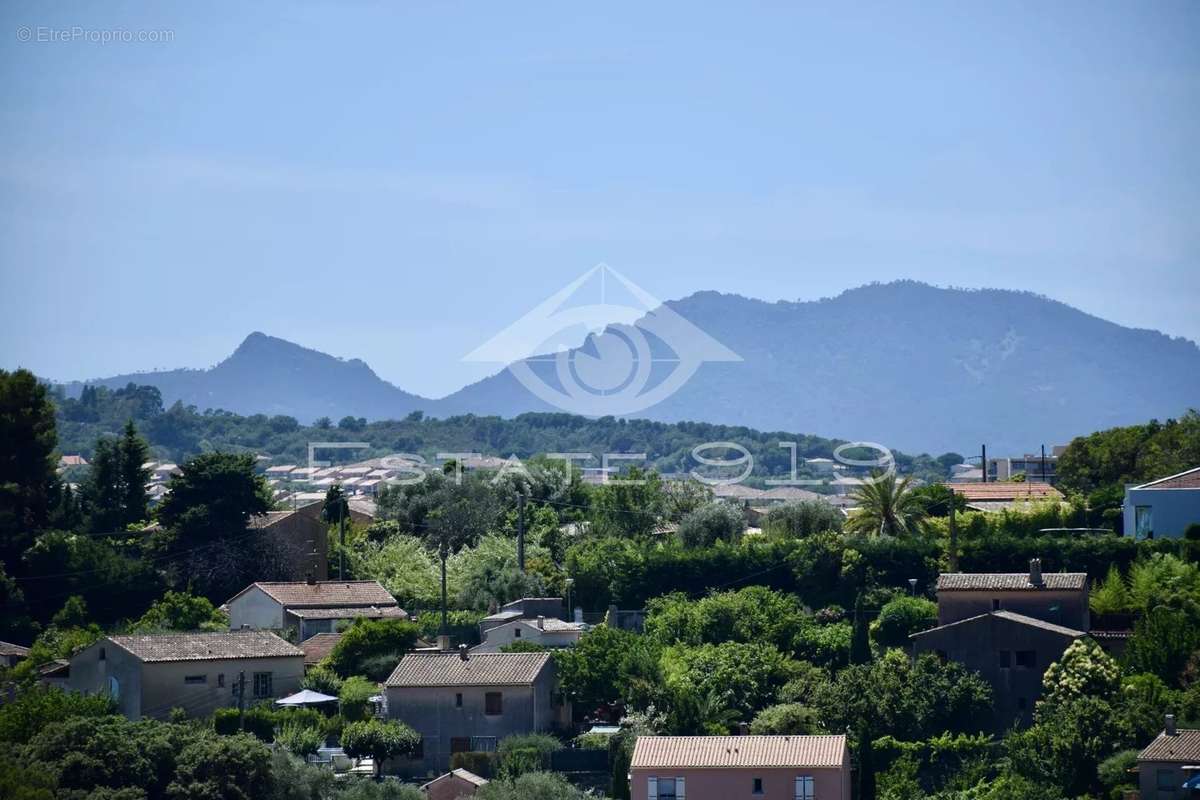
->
[225,579,404,640]
[69,631,304,719]
[935,561,1089,631]
[1138,718,1200,799]
[630,735,851,800]
[473,616,587,653]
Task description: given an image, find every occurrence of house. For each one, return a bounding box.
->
[384,650,561,776]
[0,641,30,668]
[225,580,404,640]
[69,631,304,719]
[629,735,851,800]
[473,616,588,653]
[911,610,1086,728]
[246,509,330,582]
[943,481,1064,513]
[479,598,566,637]
[39,659,70,690]
[1137,716,1200,799]
[935,560,1089,630]
[299,632,343,669]
[1124,466,1200,540]
[986,447,1065,484]
[57,454,88,470]
[421,768,489,799]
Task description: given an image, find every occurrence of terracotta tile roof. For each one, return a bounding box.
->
[421,769,490,790]
[287,606,408,620]
[944,482,1063,502]
[1136,466,1200,490]
[1139,729,1200,763]
[243,581,397,608]
[631,735,848,769]
[108,631,302,663]
[385,652,551,687]
[0,641,30,657]
[299,632,342,666]
[937,572,1087,591]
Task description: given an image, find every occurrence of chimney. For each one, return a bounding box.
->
[306,571,316,586]
[1166,714,1177,736]
[537,615,545,630]
[240,624,250,630]
[437,634,451,652]
[458,644,469,662]
[738,722,750,736]
[1029,558,1043,587]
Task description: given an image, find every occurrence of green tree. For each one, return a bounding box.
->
[475,771,591,800]
[849,595,871,665]
[275,721,322,758]
[117,420,151,527]
[762,499,843,538]
[846,472,927,537]
[338,676,378,722]
[83,436,124,533]
[749,702,819,734]
[153,452,271,599]
[496,733,562,778]
[1125,606,1200,687]
[1040,638,1121,710]
[0,685,115,743]
[871,596,937,649]
[340,719,421,775]
[131,591,228,633]
[167,732,275,800]
[676,502,745,548]
[326,619,420,681]
[1089,563,1133,615]
[591,467,665,538]
[0,368,59,565]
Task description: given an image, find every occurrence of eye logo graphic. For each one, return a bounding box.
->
[464,264,741,416]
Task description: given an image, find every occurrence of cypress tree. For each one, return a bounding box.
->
[117,420,150,526]
[850,593,872,665]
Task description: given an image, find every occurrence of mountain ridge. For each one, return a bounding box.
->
[53,281,1200,453]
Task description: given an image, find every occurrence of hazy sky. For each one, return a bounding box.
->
[2,1,1197,397]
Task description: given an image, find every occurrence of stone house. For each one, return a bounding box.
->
[69,631,304,719]
[935,560,1089,630]
[630,735,851,800]
[1137,717,1200,799]
[225,579,404,640]
[384,650,561,777]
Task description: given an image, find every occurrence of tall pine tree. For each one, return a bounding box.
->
[117,420,150,526]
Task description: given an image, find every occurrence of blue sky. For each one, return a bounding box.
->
[1,1,1197,397]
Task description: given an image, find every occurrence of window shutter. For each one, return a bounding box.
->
[648,777,658,800]
[676,777,685,798]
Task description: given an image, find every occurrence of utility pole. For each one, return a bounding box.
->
[440,542,449,639]
[981,444,987,483]
[338,493,346,581]
[236,671,246,731]
[948,488,959,571]
[517,493,526,572]
[1040,444,1047,484]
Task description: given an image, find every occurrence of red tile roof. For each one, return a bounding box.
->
[385,652,551,687]
[944,482,1063,502]
[1136,466,1200,490]
[299,632,342,666]
[631,735,848,769]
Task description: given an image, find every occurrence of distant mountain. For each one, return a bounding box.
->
[438,281,1200,454]
[61,283,1200,454]
[64,332,428,423]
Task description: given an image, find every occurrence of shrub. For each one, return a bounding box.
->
[496,733,562,778]
[450,750,497,778]
[475,771,591,800]
[0,686,115,743]
[338,676,377,722]
[276,721,323,757]
[677,502,746,548]
[871,596,937,649]
[326,619,420,679]
[301,664,344,696]
[763,500,843,538]
[749,703,819,734]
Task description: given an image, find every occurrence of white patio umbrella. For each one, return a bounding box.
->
[275,689,338,707]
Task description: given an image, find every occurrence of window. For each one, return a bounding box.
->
[1135,506,1154,539]
[1157,768,1176,790]
[450,737,471,754]
[217,674,225,688]
[184,675,207,685]
[471,736,498,752]
[753,776,764,794]
[252,672,273,698]
[455,692,463,708]
[107,676,120,701]
[1015,650,1035,669]
[649,777,684,799]
[794,775,815,800]
[997,650,1012,669]
[992,598,1002,611]
[514,628,521,638]
[485,691,503,715]
[99,647,106,661]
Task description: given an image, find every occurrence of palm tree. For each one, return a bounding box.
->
[845,471,927,536]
